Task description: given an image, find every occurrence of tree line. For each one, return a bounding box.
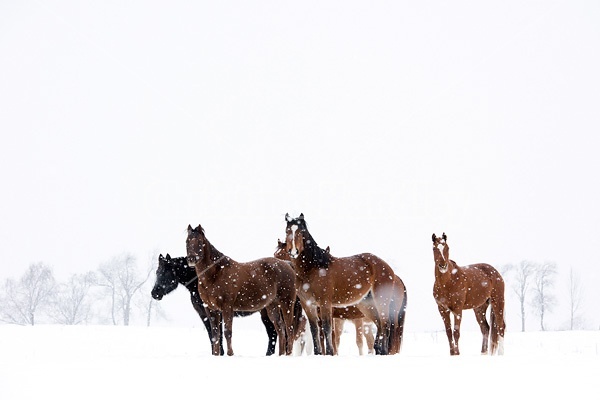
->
[501,261,585,331]
[0,253,165,326]
[0,255,587,330]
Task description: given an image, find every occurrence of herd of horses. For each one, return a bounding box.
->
[151,213,506,356]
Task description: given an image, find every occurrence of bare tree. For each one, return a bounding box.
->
[136,251,166,327]
[0,263,56,325]
[567,267,584,330]
[50,272,97,325]
[532,261,557,331]
[505,260,536,332]
[97,253,152,326]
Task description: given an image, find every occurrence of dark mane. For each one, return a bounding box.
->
[289,217,331,269]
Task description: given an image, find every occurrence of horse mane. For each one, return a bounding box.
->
[290,217,331,269]
[188,223,228,266]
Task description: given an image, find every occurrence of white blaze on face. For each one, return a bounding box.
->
[290,224,299,258]
[437,242,448,272]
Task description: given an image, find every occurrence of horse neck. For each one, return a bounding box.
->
[173,258,198,290]
[196,237,229,281]
[299,231,329,269]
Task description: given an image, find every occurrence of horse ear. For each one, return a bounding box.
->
[442,232,447,241]
[159,254,164,259]
[299,213,304,220]
[432,233,437,243]
[166,254,171,260]
[285,213,291,222]
[187,224,193,233]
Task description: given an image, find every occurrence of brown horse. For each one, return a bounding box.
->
[432,233,506,355]
[276,240,380,355]
[283,213,407,355]
[186,224,297,356]
[332,307,376,355]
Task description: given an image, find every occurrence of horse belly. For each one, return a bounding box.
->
[233,280,275,311]
[330,275,371,306]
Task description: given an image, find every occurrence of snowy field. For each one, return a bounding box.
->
[1,319,598,400]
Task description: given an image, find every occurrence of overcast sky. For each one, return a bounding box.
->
[1,1,599,331]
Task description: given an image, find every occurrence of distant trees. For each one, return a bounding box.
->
[567,267,584,330]
[97,253,154,326]
[0,253,158,326]
[531,261,557,331]
[0,254,589,331]
[0,263,56,325]
[49,272,97,325]
[504,259,577,331]
[504,260,536,332]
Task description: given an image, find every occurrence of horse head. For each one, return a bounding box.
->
[285,213,307,259]
[151,254,179,300]
[186,224,206,268]
[274,239,290,261]
[432,232,450,273]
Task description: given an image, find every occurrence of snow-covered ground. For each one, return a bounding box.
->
[1,318,598,400]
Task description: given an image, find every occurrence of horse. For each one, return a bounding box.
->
[332,306,376,356]
[283,213,407,355]
[186,224,297,356]
[151,253,284,356]
[432,233,506,355]
[275,240,378,355]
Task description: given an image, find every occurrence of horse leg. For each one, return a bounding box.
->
[333,318,344,355]
[259,308,277,356]
[281,296,297,356]
[192,299,222,355]
[356,298,384,354]
[304,305,323,355]
[354,318,365,356]
[221,307,235,356]
[474,302,490,354]
[207,308,222,356]
[452,311,463,356]
[266,306,287,356]
[364,322,375,354]
[320,306,335,356]
[437,305,457,355]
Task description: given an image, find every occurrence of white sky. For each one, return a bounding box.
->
[1,1,599,331]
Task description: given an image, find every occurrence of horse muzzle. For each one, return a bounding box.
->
[151,289,164,300]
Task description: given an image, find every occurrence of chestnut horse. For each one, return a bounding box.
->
[283,213,407,355]
[275,240,378,355]
[432,233,506,355]
[186,224,297,356]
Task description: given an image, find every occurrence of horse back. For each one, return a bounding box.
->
[253,257,296,294]
[355,253,397,283]
[468,263,504,287]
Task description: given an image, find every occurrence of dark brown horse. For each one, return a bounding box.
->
[186,224,297,356]
[432,233,506,355]
[151,253,304,356]
[283,213,407,355]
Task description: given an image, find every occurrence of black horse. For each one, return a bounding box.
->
[151,253,282,356]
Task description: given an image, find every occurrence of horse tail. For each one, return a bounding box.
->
[490,306,498,354]
[397,284,408,353]
[489,300,506,355]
